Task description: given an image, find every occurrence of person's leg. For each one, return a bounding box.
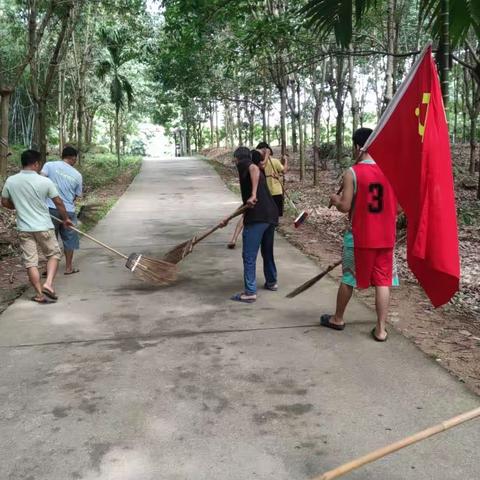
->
[228,217,244,248]
[19,232,46,301]
[64,250,74,273]
[61,211,80,274]
[38,231,61,296]
[333,282,353,324]
[321,232,355,330]
[27,267,44,299]
[371,249,394,341]
[43,256,59,294]
[374,286,390,340]
[240,223,268,298]
[260,224,277,287]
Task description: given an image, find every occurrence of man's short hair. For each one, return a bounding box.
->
[251,150,263,165]
[21,149,41,167]
[352,128,373,148]
[234,146,251,161]
[62,146,78,158]
[256,141,273,154]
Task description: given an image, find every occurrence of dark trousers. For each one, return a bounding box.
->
[242,222,277,294]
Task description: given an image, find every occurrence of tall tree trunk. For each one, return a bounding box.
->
[215,102,219,148]
[383,0,395,110]
[290,81,298,153]
[453,65,459,143]
[279,86,287,156]
[0,90,12,177]
[58,67,65,153]
[38,98,48,164]
[312,61,327,181]
[76,90,84,164]
[209,103,214,148]
[115,108,120,167]
[109,119,114,153]
[261,107,267,141]
[348,45,360,139]
[313,103,322,182]
[297,82,305,181]
[266,107,271,144]
[186,123,191,155]
[469,117,477,175]
[235,95,243,145]
[439,0,449,107]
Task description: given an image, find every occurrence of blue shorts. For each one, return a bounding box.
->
[49,208,80,251]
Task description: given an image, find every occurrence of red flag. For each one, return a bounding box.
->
[364,45,460,307]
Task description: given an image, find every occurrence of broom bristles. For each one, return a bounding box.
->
[127,254,178,285]
[163,239,195,264]
[286,260,342,298]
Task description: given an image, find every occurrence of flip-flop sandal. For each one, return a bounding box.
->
[371,328,388,342]
[227,243,236,250]
[264,283,278,291]
[64,268,80,275]
[42,288,58,301]
[31,296,55,304]
[320,314,345,331]
[230,293,256,304]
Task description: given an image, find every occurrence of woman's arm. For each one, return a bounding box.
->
[247,164,260,207]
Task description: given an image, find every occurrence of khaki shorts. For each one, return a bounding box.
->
[18,230,62,268]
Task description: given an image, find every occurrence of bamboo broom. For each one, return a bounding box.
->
[311,406,480,480]
[163,205,249,264]
[286,234,406,299]
[50,216,177,285]
[286,260,342,298]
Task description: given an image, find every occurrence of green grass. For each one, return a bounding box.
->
[76,153,142,193]
[75,153,142,231]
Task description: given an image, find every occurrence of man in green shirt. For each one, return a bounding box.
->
[1,150,72,304]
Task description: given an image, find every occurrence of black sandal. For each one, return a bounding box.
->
[320,314,345,331]
[31,296,54,304]
[371,328,388,342]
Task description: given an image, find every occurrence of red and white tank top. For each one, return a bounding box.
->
[350,160,397,248]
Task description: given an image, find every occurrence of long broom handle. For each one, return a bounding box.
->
[193,205,249,245]
[50,215,128,260]
[313,406,480,480]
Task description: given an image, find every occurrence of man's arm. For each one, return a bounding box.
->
[247,164,260,207]
[330,170,355,213]
[1,183,14,210]
[51,196,73,227]
[74,175,83,203]
[1,197,15,210]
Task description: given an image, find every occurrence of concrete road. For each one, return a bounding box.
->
[0,156,478,480]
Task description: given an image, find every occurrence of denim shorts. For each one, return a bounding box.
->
[49,208,80,251]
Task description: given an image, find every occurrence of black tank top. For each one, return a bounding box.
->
[237,158,279,226]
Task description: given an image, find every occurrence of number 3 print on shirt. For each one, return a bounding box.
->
[368,183,384,213]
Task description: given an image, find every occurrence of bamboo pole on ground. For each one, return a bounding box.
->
[311,406,480,480]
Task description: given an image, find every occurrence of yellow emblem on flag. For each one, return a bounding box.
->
[415,93,431,142]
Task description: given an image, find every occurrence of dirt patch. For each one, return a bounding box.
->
[203,147,480,397]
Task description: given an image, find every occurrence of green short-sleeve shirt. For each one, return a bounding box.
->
[1,171,59,232]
